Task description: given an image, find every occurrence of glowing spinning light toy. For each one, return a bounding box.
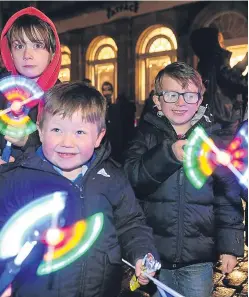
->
[227,121,248,188]
[0,191,104,294]
[38,212,104,275]
[184,124,248,189]
[0,76,43,162]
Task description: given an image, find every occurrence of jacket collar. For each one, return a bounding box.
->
[36,146,96,179]
[143,105,220,138]
[0,140,112,176]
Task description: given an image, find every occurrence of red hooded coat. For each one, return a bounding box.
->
[0,7,61,157]
[0,6,61,91]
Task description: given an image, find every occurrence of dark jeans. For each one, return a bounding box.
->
[152,262,213,297]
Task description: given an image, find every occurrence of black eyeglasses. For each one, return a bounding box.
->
[157,91,201,104]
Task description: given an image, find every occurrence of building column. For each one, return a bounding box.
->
[70,34,82,81]
[115,19,133,101]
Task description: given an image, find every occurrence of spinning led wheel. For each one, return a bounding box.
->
[184,125,248,189]
[0,191,67,259]
[0,191,104,294]
[0,75,43,162]
[227,121,248,187]
[0,76,43,139]
[38,213,104,275]
[183,126,216,189]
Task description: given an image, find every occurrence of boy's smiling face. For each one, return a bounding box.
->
[38,111,106,180]
[153,75,203,134]
[10,28,53,81]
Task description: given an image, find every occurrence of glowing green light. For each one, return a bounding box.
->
[0,192,67,259]
[37,212,104,275]
[183,126,209,189]
[3,120,37,138]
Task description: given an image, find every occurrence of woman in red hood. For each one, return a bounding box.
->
[0,7,61,164]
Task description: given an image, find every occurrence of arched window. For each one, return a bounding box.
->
[59,45,71,82]
[86,36,118,101]
[206,12,248,75]
[136,25,178,102]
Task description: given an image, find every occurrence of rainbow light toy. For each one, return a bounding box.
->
[227,121,248,188]
[0,75,43,138]
[184,124,248,189]
[0,191,68,259]
[38,213,104,275]
[0,191,104,294]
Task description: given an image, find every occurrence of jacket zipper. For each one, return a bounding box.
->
[175,168,184,263]
[78,168,96,296]
[78,176,88,296]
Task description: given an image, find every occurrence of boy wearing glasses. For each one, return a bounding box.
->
[123,62,244,297]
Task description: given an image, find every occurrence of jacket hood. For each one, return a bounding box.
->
[190,27,225,59]
[0,7,61,91]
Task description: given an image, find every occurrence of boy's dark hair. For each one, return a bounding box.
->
[7,15,56,53]
[102,81,113,92]
[38,82,107,132]
[155,61,205,96]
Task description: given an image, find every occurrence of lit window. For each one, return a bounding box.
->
[136,25,178,103]
[58,68,70,82]
[86,36,117,101]
[59,45,71,82]
[149,38,172,53]
[227,44,248,76]
[98,46,115,60]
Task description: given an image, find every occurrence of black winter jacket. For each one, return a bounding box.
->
[123,111,244,269]
[0,142,158,297]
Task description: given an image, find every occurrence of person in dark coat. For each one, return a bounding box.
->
[101,82,124,163]
[0,82,158,297]
[139,90,156,126]
[123,62,244,297]
[190,27,248,144]
[0,7,62,164]
[115,93,136,155]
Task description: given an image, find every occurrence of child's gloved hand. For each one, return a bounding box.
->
[4,135,28,148]
[0,156,15,165]
[130,253,161,291]
[220,254,237,274]
[1,285,12,297]
[172,139,187,162]
[135,259,155,286]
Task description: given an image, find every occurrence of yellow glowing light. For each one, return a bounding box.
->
[233,149,246,159]
[199,142,213,176]
[44,220,87,261]
[7,92,26,102]
[0,113,29,126]
[227,44,248,76]
[228,139,241,152]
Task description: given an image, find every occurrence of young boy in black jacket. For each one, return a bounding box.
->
[0,82,158,297]
[0,7,61,164]
[123,62,244,297]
